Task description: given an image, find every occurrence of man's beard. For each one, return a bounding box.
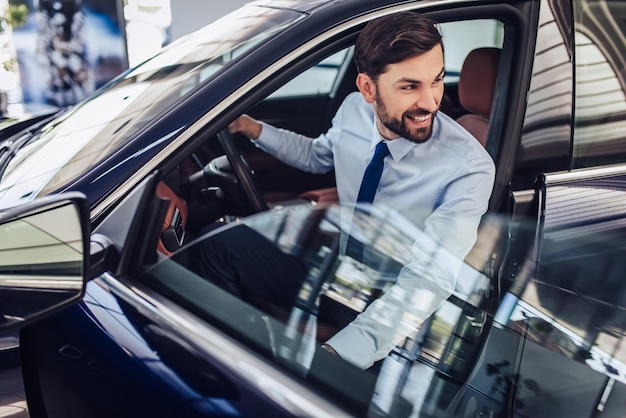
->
[375,94,437,144]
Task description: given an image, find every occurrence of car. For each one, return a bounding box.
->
[1,0,626,417]
[0,104,60,366]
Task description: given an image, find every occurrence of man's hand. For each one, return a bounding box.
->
[228,114,263,140]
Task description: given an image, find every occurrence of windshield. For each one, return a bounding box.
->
[0,5,302,209]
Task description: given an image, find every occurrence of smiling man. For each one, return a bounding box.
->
[223,11,495,368]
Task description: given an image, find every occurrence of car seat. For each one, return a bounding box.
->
[456,47,501,147]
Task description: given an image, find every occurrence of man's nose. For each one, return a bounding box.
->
[417,89,439,112]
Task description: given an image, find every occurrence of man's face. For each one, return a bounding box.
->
[366,44,445,143]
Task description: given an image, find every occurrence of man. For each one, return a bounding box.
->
[221,11,495,369]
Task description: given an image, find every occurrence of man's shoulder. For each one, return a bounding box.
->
[342,91,368,107]
[435,111,474,141]
[435,112,493,164]
[336,92,373,124]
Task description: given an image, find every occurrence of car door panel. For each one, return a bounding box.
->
[21,277,300,418]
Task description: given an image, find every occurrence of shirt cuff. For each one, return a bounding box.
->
[254,122,281,151]
[325,326,378,370]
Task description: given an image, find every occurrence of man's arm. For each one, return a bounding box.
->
[227,111,339,174]
[324,228,462,369]
[325,156,496,369]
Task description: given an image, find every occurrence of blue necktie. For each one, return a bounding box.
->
[357,141,389,204]
[346,142,389,262]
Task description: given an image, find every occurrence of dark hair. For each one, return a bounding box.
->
[354,12,443,79]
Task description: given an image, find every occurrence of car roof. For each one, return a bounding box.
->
[248,0,339,13]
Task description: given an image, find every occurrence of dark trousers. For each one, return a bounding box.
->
[193,224,306,311]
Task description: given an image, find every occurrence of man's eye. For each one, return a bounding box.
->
[401,85,416,90]
[433,77,444,85]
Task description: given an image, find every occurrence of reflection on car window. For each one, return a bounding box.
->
[494,172,626,416]
[574,0,626,168]
[139,203,494,416]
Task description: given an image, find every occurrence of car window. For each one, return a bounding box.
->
[138,203,494,416]
[573,0,626,168]
[492,175,626,417]
[269,48,352,98]
[440,19,504,82]
[266,19,504,101]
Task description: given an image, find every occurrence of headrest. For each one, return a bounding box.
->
[458,48,501,117]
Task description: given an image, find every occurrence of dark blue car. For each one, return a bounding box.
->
[1,0,626,417]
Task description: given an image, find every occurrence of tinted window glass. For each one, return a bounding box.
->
[497,174,626,417]
[515,0,572,189]
[574,0,626,168]
[140,203,494,416]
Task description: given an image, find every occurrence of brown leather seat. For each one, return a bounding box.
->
[456,47,501,147]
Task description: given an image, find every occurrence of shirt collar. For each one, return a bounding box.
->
[368,112,443,161]
[369,114,425,162]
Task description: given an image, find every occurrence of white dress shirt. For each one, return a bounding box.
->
[254,92,495,368]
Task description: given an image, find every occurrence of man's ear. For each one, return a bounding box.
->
[356,73,376,103]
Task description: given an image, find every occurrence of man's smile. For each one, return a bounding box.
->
[405,113,432,128]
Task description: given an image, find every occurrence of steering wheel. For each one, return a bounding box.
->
[216,128,269,214]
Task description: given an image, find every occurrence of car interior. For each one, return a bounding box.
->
[155,40,504,258]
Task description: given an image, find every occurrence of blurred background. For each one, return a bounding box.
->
[0,0,248,117]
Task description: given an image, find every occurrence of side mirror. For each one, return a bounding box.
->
[0,193,89,332]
